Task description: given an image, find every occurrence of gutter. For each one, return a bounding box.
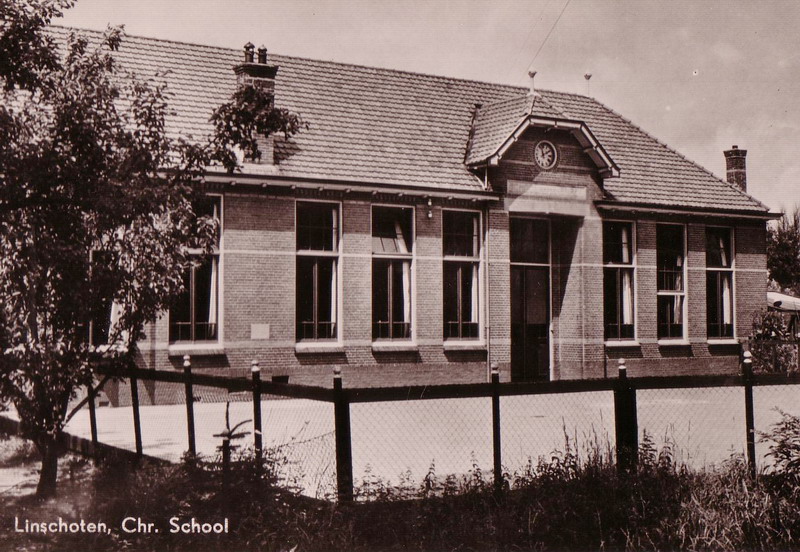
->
[199,171,502,202]
[594,201,780,221]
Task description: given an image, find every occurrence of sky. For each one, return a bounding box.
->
[59,0,800,213]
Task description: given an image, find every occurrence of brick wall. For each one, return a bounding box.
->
[122,132,768,404]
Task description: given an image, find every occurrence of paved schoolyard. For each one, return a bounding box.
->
[54,383,800,496]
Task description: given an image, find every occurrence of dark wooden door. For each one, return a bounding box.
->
[511,266,550,381]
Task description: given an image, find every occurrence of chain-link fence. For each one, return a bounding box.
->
[50,359,800,502]
[637,386,746,467]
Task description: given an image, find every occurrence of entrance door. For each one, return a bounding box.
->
[511,267,550,381]
[510,218,550,382]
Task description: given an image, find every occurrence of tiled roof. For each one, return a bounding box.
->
[465,93,567,165]
[48,27,769,213]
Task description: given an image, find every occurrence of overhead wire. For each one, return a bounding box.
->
[528,0,571,69]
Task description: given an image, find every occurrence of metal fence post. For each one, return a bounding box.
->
[742,351,757,478]
[614,359,638,474]
[87,382,98,460]
[251,360,263,471]
[130,375,143,458]
[333,366,353,502]
[491,363,503,497]
[183,355,196,456]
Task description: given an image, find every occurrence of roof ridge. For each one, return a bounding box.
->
[51,24,532,94]
[586,96,771,211]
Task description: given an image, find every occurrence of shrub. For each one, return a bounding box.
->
[750,309,798,373]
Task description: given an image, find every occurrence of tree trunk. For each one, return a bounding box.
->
[36,436,60,498]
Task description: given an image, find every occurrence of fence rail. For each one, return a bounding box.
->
[83,353,800,501]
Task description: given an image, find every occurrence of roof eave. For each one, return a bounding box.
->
[595,200,779,220]
[198,170,503,201]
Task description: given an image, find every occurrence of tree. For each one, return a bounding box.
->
[767,206,800,295]
[0,0,305,496]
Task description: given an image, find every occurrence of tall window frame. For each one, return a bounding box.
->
[372,205,414,341]
[603,220,636,341]
[443,209,482,341]
[656,223,686,341]
[169,194,222,344]
[296,200,341,342]
[706,226,735,340]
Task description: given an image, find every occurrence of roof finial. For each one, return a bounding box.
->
[527,70,537,96]
[584,73,592,96]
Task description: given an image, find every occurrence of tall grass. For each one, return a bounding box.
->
[49,412,800,551]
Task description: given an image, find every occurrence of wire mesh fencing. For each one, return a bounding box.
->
[753,383,800,471]
[500,391,615,479]
[636,386,746,468]
[59,359,800,503]
[350,397,494,498]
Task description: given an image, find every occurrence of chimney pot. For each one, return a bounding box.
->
[723,145,748,192]
[257,45,268,64]
[243,42,255,63]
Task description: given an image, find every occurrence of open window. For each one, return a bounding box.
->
[656,224,686,340]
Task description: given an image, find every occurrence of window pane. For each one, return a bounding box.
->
[296,257,315,339]
[657,295,684,339]
[707,271,733,338]
[194,196,221,246]
[372,259,411,339]
[193,258,218,341]
[510,218,549,263]
[657,225,684,291]
[706,227,732,268]
[296,257,337,340]
[297,202,338,252]
[372,207,413,254]
[603,221,633,264]
[604,267,634,340]
[372,260,390,338]
[443,211,479,257]
[443,263,459,337]
[169,269,192,342]
[444,262,479,339]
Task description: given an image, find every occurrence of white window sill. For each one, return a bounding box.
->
[657,339,690,346]
[371,341,418,353]
[168,343,225,357]
[707,338,739,345]
[443,341,486,352]
[294,342,345,354]
[604,340,640,348]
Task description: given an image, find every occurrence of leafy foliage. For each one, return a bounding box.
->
[768,207,800,295]
[0,1,306,496]
[750,309,798,373]
[210,83,307,172]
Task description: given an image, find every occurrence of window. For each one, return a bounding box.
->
[510,218,549,264]
[169,196,221,343]
[86,250,114,346]
[656,224,685,339]
[603,221,635,340]
[296,202,339,340]
[443,211,480,339]
[372,206,413,340]
[706,227,734,339]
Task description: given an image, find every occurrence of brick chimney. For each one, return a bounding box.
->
[234,43,279,164]
[723,145,747,192]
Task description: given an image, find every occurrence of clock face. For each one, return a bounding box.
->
[534,140,557,169]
